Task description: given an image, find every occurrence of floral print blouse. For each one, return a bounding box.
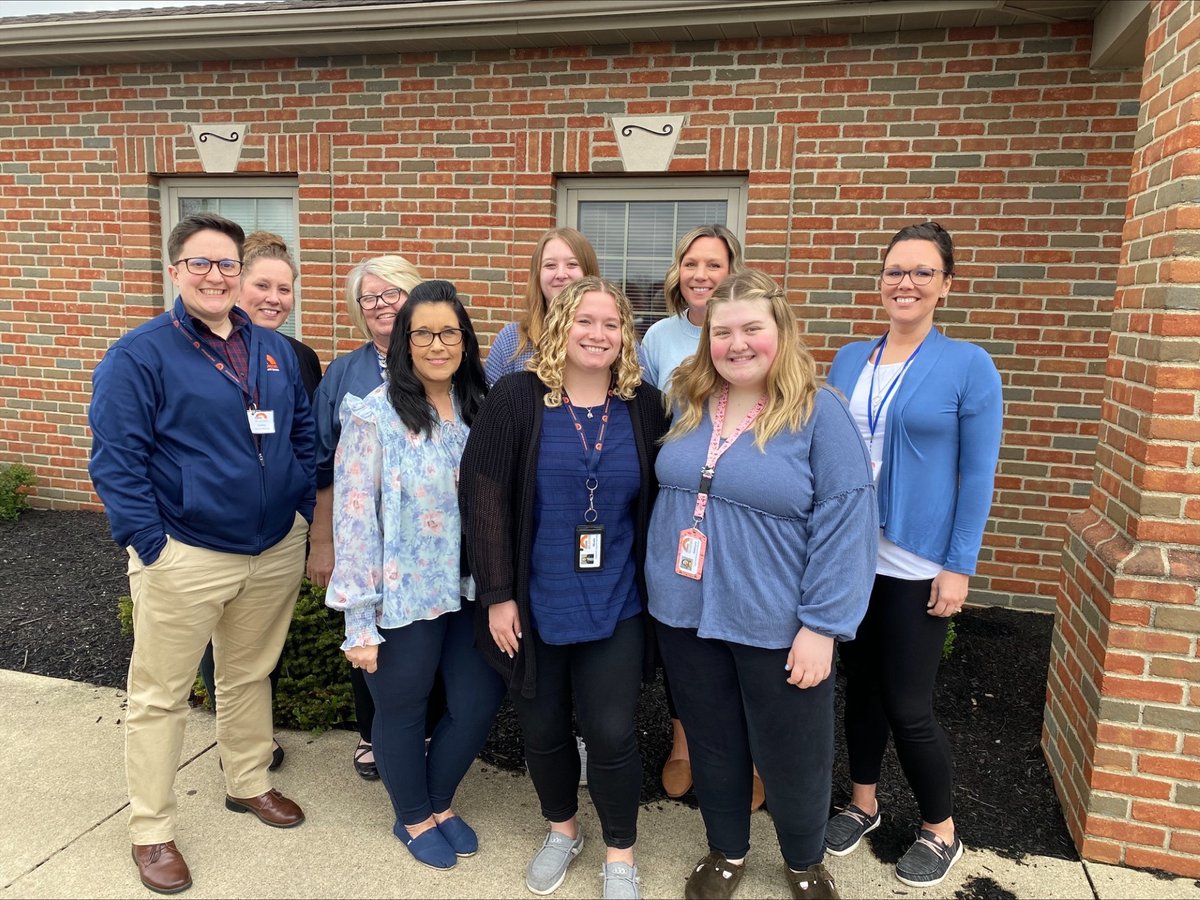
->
[326,384,472,650]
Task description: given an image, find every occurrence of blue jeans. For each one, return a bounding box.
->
[655,621,835,871]
[365,605,505,827]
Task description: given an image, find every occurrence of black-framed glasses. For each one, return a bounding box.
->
[175,257,243,277]
[356,288,405,310]
[408,328,465,347]
[881,266,948,286]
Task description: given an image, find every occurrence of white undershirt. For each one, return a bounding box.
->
[848,362,943,581]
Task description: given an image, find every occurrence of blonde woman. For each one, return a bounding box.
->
[460,277,668,899]
[485,227,599,386]
[645,269,877,900]
[307,255,423,780]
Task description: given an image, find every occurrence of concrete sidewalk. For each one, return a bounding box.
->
[1,670,1196,900]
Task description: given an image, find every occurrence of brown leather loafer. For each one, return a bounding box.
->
[131,841,192,894]
[225,789,305,828]
[685,851,745,900]
[662,758,693,798]
[785,862,840,899]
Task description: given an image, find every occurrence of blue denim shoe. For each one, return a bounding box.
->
[436,815,478,857]
[396,822,457,870]
[895,829,963,887]
[601,861,641,900]
[526,828,585,895]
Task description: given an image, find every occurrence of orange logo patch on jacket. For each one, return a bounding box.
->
[265,354,280,372]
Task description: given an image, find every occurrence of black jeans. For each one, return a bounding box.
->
[656,620,834,871]
[509,614,644,849]
[839,574,954,824]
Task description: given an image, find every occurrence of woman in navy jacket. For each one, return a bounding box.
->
[824,222,1003,890]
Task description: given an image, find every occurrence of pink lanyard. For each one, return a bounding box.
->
[691,384,766,526]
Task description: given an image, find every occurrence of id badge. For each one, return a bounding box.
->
[247,409,276,434]
[575,524,605,572]
[870,458,881,483]
[675,527,707,580]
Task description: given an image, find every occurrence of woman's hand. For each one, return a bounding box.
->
[345,644,378,674]
[928,570,969,617]
[306,540,334,587]
[489,600,522,659]
[785,627,834,689]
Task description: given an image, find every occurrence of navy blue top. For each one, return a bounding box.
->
[530,399,642,644]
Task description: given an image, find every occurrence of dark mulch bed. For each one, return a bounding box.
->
[0,508,1076,864]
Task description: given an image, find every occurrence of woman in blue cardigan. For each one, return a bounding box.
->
[825,222,1003,890]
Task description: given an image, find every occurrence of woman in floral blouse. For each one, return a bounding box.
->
[326,280,504,871]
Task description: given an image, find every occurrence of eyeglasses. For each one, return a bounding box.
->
[408,328,465,347]
[175,257,243,277]
[881,266,948,286]
[356,288,406,310]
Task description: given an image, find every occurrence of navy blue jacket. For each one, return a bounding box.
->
[89,299,316,565]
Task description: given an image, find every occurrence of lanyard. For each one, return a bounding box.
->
[866,332,921,442]
[170,308,258,410]
[691,384,766,527]
[562,388,613,524]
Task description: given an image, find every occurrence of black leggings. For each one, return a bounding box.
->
[839,574,954,824]
[509,614,644,850]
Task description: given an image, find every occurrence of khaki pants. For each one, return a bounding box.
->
[124,513,307,844]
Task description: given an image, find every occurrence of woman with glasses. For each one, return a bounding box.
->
[825,222,1003,889]
[326,280,504,870]
[309,255,424,780]
[460,277,668,899]
[197,230,321,771]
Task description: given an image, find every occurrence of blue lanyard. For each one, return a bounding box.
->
[867,332,922,441]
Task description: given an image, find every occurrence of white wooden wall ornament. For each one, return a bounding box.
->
[190,124,248,173]
[611,115,685,172]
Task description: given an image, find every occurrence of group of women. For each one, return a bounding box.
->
[233,219,1002,900]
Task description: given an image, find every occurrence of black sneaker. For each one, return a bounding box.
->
[895,828,963,887]
[823,803,880,856]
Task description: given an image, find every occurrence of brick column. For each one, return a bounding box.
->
[1043,0,1200,878]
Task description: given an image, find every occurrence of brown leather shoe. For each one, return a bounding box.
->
[131,841,192,894]
[685,851,745,900]
[224,789,305,828]
[785,862,840,899]
[662,758,693,798]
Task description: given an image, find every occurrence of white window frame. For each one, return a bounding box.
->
[160,178,303,337]
[557,176,747,332]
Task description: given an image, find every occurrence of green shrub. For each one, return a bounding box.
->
[942,619,957,661]
[0,464,36,520]
[117,579,355,733]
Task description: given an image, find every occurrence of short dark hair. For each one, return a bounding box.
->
[884,221,954,275]
[167,213,245,265]
[385,279,487,437]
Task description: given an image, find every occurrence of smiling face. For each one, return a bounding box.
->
[408,302,464,394]
[360,272,408,350]
[709,298,779,393]
[680,235,732,322]
[238,258,295,331]
[564,290,622,378]
[880,239,951,334]
[538,236,585,304]
[168,229,241,330]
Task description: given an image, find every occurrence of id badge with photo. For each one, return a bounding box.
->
[575,524,605,572]
[675,527,707,580]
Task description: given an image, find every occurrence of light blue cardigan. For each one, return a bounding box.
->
[826,328,1003,575]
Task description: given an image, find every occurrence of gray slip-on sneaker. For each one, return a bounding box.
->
[526,828,585,895]
[601,861,641,900]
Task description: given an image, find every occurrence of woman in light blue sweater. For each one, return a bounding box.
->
[647,269,877,900]
[824,222,1003,890]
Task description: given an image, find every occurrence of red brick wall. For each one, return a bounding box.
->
[0,23,1142,610]
[1043,0,1200,877]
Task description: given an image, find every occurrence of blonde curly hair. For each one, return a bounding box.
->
[665,268,818,450]
[531,276,643,407]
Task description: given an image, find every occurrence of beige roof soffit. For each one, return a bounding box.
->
[0,0,1032,66]
[1090,0,1149,69]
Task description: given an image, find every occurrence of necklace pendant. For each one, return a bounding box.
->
[586,408,594,419]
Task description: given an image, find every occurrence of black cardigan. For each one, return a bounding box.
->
[459,371,669,698]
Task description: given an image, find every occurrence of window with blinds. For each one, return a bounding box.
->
[558,178,747,336]
[160,179,302,337]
